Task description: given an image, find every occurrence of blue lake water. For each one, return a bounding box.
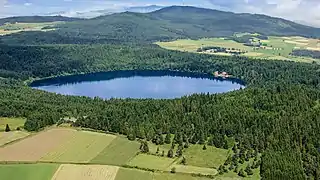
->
[31,70,244,99]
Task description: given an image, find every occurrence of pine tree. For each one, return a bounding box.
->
[245,165,253,176]
[156,147,160,154]
[203,144,207,150]
[165,134,171,144]
[167,149,174,158]
[5,124,11,132]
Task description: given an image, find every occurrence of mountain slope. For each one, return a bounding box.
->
[1,6,320,45]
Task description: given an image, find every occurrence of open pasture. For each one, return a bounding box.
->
[0,117,26,131]
[128,154,176,171]
[52,164,119,180]
[0,131,29,146]
[0,128,74,162]
[41,131,116,163]
[90,137,140,166]
[0,163,59,180]
[184,145,230,169]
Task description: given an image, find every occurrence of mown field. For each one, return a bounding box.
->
[156,36,320,63]
[0,117,26,131]
[0,128,260,179]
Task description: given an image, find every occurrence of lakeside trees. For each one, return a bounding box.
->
[0,42,319,179]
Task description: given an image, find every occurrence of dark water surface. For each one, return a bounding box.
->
[31,70,245,99]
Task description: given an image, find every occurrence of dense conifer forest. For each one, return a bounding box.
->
[0,6,320,180]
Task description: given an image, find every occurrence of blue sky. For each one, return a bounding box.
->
[1,0,320,27]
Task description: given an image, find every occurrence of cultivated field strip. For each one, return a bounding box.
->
[0,129,75,162]
[41,131,116,163]
[52,164,119,180]
[0,131,29,146]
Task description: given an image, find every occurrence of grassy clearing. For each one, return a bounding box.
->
[90,137,140,166]
[41,131,116,163]
[0,117,26,131]
[184,145,230,169]
[0,163,59,180]
[0,131,29,146]
[171,164,218,176]
[52,164,119,180]
[216,168,260,180]
[115,168,153,180]
[128,154,176,171]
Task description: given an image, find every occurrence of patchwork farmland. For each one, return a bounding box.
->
[0,127,259,179]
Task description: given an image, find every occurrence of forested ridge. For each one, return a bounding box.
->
[0,5,320,180]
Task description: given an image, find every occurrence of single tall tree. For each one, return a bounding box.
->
[5,124,11,132]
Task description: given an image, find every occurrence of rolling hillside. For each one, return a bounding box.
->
[1,6,320,45]
[0,16,81,25]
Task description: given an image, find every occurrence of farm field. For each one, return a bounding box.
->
[156,36,320,63]
[41,131,116,163]
[127,154,176,170]
[52,164,119,180]
[0,163,59,180]
[0,128,74,162]
[183,144,231,168]
[0,22,61,35]
[90,137,140,166]
[171,164,218,176]
[0,131,29,146]
[0,117,26,131]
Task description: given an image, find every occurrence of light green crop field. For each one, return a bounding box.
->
[156,36,320,63]
[0,22,61,35]
[0,117,26,131]
[184,145,230,169]
[115,168,153,180]
[171,164,218,176]
[41,131,116,163]
[90,137,140,166]
[128,154,176,170]
[0,163,59,180]
[0,131,29,146]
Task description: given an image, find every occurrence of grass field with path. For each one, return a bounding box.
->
[128,154,176,171]
[90,137,140,166]
[0,163,59,180]
[41,131,116,163]
[0,131,29,146]
[0,117,26,131]
[170,164,218,176]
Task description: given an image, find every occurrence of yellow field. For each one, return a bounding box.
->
[52,164,119,180]
[41,131,116,163]
[0,128,74,162]
[0,131,29,146]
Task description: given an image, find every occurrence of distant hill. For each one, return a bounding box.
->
[0,16,81,25]
[1,6,320,45]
